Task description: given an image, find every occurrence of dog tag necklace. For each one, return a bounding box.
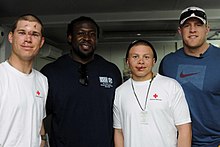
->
[131,75,155,124]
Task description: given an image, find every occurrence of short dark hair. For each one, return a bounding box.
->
[126,39,157,62]
[67,16,100,38]
[11,14,44,36]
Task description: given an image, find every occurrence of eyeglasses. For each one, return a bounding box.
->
[179,10,207,25]
[78,64,89,86]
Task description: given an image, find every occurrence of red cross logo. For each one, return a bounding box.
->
[153,93,158,99]
[36,91,40,96]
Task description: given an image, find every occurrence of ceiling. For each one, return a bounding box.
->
[1,0,220,50]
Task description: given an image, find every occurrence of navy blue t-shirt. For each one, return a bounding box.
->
[41,54,122,147]
[159,44,220,147]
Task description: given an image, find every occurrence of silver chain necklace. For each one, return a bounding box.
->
[131,75,155,111]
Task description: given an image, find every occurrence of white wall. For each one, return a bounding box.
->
[34,44,63,71]
[34,56,55,71]
[0,25,11,62]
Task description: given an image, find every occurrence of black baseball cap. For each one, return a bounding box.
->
[179,6,207,26]
[125,39,157,62]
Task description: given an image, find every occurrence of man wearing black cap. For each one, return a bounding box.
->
[159,6,220,147]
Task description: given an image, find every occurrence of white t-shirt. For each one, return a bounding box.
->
[0,61,48,147]
[113,74,191,147]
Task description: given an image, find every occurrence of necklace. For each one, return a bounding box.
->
[131,75,155,111]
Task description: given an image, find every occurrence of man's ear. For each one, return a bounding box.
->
[67,35,72,44]
[178,27,182,36]
[153,58,156,64]
[206,25,210,36]
[8,32,13,44]
[40,37,45,48]
[126,59,130,68]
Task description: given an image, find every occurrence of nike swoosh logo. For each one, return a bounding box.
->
[180,72,199,78]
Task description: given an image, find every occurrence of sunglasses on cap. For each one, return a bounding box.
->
[179,9,207,25]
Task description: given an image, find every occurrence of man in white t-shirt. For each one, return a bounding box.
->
[0,14,48,147]
[113,39,192,147]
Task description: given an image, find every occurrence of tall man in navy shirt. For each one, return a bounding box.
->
[41,16,122,147]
